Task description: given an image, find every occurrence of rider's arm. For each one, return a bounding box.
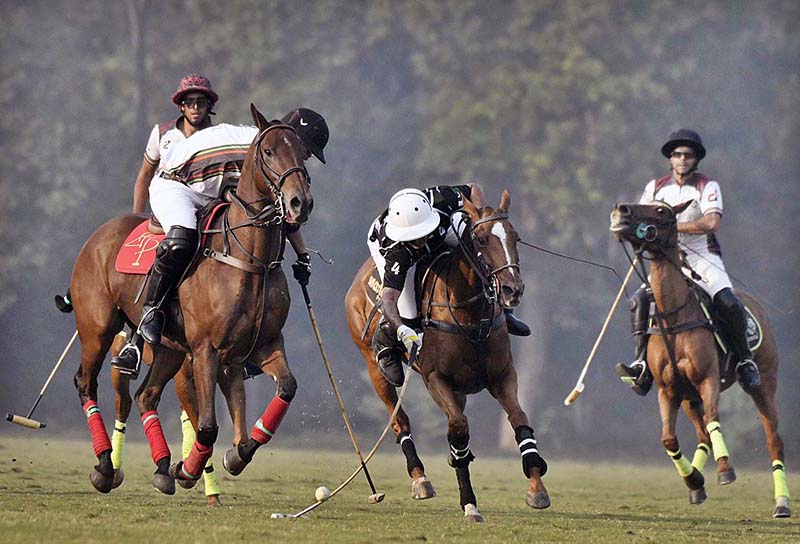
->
[286,227,308,258]
[133,157,158,214]
[677,211,721,235]
[380,287,404,332]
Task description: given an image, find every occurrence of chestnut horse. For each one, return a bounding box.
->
[69,104,310,494]
[610,202,790,518]
[346,190,550,522]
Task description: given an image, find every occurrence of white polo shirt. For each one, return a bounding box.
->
[143,118,187,167]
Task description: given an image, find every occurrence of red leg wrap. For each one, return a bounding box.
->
[250,396,291,444]
[141,410,170,465]
[181,441,213,480]
[83,400,112,457]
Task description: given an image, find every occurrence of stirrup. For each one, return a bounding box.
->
[735,359,761,391]
[615,361,651,396]
[111,343,141,378]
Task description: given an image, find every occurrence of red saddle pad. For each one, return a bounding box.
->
[114,221,164,274]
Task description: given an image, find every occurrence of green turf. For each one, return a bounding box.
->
[0,437,796,543]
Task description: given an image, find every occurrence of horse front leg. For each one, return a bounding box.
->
[487,364,550,509]
[696,378,736,485]
[169,346,220,488]
[658,388,705,504]
[173,356,223,506]
[680,399,712,475]
[134,346,185,495]
[109,332,134,490]
[427,372,483,522]
[223,337,295,476]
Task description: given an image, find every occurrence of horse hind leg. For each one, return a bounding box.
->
[109,332,134,490]
[749,377,791,517]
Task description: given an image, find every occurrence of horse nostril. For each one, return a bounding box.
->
[501,285,515,298]
[290,196,302,213]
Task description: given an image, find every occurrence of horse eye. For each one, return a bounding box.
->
[264,148,273,158]
[476,236,488,247]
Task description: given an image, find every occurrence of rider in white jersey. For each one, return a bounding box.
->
[616,129,760,394]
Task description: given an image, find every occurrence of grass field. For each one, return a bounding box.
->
[0,437,796,543]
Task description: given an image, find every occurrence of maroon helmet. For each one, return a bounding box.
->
[172,74,219,106]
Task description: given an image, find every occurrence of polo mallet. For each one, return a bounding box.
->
[564,258,638,406]
[6,329,79,428]
[271,345,417,519]
[300,284,385,504]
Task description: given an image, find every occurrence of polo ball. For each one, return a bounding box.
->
[315,486,331,501]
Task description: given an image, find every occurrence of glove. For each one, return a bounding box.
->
[291,253,311,286]
[396,325,423,353]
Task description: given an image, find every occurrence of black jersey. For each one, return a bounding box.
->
[369,185,471,291]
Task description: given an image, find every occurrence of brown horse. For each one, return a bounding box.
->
[346,190,550,522]
[69,104,310,494]
[610,201,790,518]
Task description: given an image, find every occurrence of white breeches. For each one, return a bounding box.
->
[682,249,732,297]
[149,176,214,231]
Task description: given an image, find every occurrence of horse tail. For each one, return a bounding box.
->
[55,289,73,313]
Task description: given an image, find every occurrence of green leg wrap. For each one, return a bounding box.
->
[706,421,730,460]
[667,449,693,478]
[180,410,195,460]
[203,463,221,496]
[111,420,126,470]
[773,460,790,500]
[692,443,710,472]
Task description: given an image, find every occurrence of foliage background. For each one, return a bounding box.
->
[1,0,798,465]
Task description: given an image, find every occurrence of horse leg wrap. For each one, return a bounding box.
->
[111,420,126,470]
[706,421,730,460]
[772,460,790,500]
[181,439,213,480]
[196,425,218,447]
[666,448,694,477]
[180,410,195,460]
[399,433,425,477]
[515,425,548,478]
[141,410,170,465]
[251,396,290,445]
[203,463,221,497]
[83,401,112,457]
[447,435,476,469]
[455,466,477,509]
[692,443,710,472]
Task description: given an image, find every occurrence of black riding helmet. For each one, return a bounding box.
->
[281,108,329,164]
[661,128,706,160]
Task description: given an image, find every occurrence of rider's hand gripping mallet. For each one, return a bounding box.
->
[6,329,79,428]
[564,258,638,406]
[300,284,385,504]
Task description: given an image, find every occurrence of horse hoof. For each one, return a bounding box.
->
[168,462,198,489]
[526,490,551,509]
[152,472,176,495]
[177,477,197,490]
[773,496,791,518]
[111,468,124,489]
[207,494,223,508]
[411,476,436,500]
[89,468,114,494]
[463,503,484,523]
[689,487,707,505]
[223,446,248,476]
[717,469,736,486]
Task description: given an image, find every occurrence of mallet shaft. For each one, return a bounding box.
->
[564,258,638,406]
[26,330,79,418]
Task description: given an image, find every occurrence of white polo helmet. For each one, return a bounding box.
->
[385,188,441,242]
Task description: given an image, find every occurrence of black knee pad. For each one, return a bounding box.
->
[155,226,198,272]
[629,286,650,334]
[196,425,219,447]
[515,425,548,477]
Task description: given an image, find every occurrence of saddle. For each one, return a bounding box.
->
[646,281,763,383]
[114,200,228,275]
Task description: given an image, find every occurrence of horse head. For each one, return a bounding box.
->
[610,201,692,255]
[247,103,313,225]
[462,190,524,308]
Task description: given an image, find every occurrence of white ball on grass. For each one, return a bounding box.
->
[315,486,331,501]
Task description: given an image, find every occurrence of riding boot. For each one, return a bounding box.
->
[615,285,652,396]
[373,319,406,387]
[714,288,760,391]
[138,226,198,346]
[504,308,531,336]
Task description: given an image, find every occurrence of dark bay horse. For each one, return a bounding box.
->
[346,190,550,522]
[610,202,790,518]
[69,104,311,494]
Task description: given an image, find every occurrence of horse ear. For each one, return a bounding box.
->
[673,200,692,215]
[462,194,479,220]
[498,189,510,213]
[250,103,270,130]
